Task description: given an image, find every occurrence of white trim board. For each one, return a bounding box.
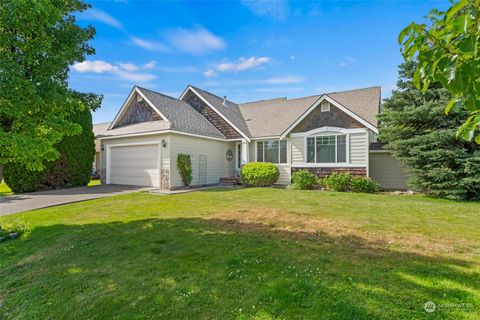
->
[99,129,228,142]
[292,163,367,168]
[179,86,251,142]
[108,87,169,130]
[280,95,378,139]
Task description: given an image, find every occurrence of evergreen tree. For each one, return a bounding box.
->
[378,62,480,200]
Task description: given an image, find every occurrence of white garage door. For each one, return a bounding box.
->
[109,144,159,187]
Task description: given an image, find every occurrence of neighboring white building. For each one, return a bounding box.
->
[96,85,407,190]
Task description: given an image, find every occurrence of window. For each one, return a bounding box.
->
[307,134,347,163]
[257,140,287,164]
[320,101,331,112]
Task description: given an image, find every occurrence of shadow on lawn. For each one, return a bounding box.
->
[1,217,479,319]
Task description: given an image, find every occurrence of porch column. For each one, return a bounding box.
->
[240,140,249,165]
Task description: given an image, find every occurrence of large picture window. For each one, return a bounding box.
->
[306,135,347,163]
[257,140,287,164]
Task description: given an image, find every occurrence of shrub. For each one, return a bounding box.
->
[316,177,327,189]
[3,109,95,193]
[291,170,317,190]
[177,154,193,187]
[350,176,381,193]
[324,173,351,192]
[241,162,279,187]
[0,220,29,241]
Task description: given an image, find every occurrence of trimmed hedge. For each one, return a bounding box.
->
[241,162,279,187]
[324,173,351,192]
[291,169,317,190]
[350,176,380,193]
[4,109,95,193]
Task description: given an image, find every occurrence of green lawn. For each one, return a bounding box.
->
[0,180,13,196]
[0,188,479,319]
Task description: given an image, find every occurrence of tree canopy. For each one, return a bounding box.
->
[399,0,480,143]
[379,62,480,200]
[0,0,102,172]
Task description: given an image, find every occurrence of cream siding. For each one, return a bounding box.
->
[169,133,235,188]
[349,132,368,164]
[291,136,304,164]
[369,152,408,190]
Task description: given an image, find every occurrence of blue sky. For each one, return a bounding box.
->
[71,0,449,124]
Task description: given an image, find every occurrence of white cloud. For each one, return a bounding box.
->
[204,57,270,77]
[338,56,356,67]
[290,55,295,60]
[242,0,289,20]
[142,61,157,70]
[72,60,118,73]
[81,8,123,29]
[119,63,139,71]
[72,60,156,83]
[131,37,169,52]
[203,69,217,78]
[217,57,270,72]
[165,27,226,55]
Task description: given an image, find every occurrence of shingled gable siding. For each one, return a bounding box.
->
[115,93,161,128]
[184,92,242,139]
[291,104,363,133]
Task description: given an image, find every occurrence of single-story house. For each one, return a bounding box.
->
[96,85,408,190]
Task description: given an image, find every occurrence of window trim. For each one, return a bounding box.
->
[306,133,348,164]
[255,139,288,164]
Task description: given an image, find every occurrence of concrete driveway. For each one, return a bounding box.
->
[0,185,149,216]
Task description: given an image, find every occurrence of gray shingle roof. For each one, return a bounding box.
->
[328,86,380,127]
[103,85,380,140]
[98,120,171,138]
[122,87,225,139]
[93,122,111,137]
[238,95,320,138]
[188,86,252,138]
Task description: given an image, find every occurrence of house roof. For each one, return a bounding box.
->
[188,86,252,138]
[238,95,320,138]
[102,87,225,139]
[327,86,380,127]
[103,85,380,140]
[93,122,111,138]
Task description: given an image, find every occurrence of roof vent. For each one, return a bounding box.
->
[223,96,227,107]
[137,94,143,102]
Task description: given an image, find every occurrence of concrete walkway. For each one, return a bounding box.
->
[0,185,148,216]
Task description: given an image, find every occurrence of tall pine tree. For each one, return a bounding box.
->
[379,62,480,201]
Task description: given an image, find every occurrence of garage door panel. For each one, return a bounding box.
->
[109,144,159,187]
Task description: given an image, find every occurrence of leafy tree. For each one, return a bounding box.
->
[0,0,101,176]
[4,107,96,193]
[399,0,480,142]
[378,62,480,200]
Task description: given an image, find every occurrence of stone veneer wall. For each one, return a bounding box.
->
[292,167,366,178]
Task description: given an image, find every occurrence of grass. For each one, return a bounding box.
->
[0,180,13,196]
[0,179,101,197]
[0,188,479,319]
